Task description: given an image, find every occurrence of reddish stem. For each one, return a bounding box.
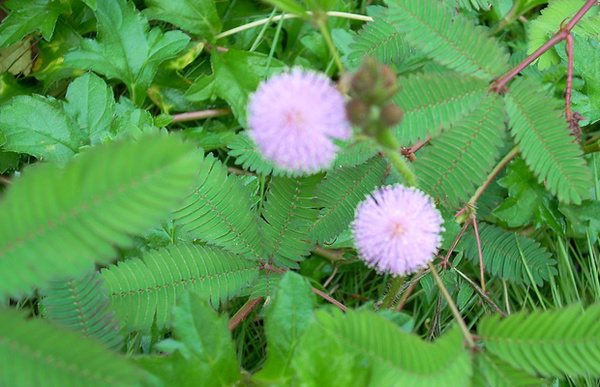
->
[229,297,264,331]
[491,0,598,92]
[472,218,486,293]
[171,108,232,123]
[565,33,574,122]
[439,217,473,269]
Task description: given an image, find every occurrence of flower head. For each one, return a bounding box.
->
[247,68,351,173]
[352,185,444,276]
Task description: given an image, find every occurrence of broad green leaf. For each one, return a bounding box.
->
[144,0,222,37]
[0,0,63,48]
[0,151,19,173]
[254,271,317,383]
[65,0,190,105]
[186,49,286,126]
[0,132,200,299]
[559,200,600,241]
[136,292,241,387]
[493,158,565,233]
[0,308,141,386]
[0,72,37,104]
[0,95,86,165]
[64,73,115,146]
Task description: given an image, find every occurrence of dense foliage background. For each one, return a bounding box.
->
[1,0,600,385]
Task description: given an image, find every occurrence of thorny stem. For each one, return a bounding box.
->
[472,218,487,293]
[428,262,476,349]
[229,297,264,331]
[171,108,232,123]
[214,11,373,40]
[565,33,574,122]
[491,0,599,92]
[380,276,405,309]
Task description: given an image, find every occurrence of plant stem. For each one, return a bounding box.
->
[380,276,404,309]
[468,146,519,205]
[491,0,598,92]
[316,16,345,73]
[229,297,263,331]
[583,140,600,154]
[215,11,373,40]
[428,262,476,349]
[171,108,232,123]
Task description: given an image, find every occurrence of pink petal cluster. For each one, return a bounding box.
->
[247,68,351,173]
[352,185,444,276]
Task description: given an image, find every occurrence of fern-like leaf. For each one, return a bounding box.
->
[413,96,507,207]
[308,156,388,244]
[0,132,199,299]
[348,8,416,66]
[227,133,297,177]
[314,309,472,386]
[387,0,510,80]
[262,175,322,268]
[394,73,490,144]
[479,303,600,378]
[173,153,266,261]
[245,272,284,299]
[101,243,260,331]
[0,308,140,386]
[472,352,547,387]
[462,223,557,286]
[505,77,591,204]
[41,271,122,351]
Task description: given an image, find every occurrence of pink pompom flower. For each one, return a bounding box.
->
[247,68,351,173]
[352,185,444,276]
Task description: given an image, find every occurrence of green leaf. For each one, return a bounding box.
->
[64,73,115,146]
[186,49,286,126]
[387,0,510,80]
[41,271,123,351]
[472,352,547,387]
[479,303,600,378]
[505,77,592,204]
[0,0,63,48]
[309,309,472,386]
[0,308,140,386]
[462,223,557,286]
[308,156,388,244]
[414,95,507,208]
[65,0,190,105]
[102,243,259,332]
[493,158,565,233]
[262,175,322,268]
[0,132,200,299]
[559,200,600,240]
[0,72,37,104]
[144,0,222,37]
[0,94,86,165]
[255,271,316,383]
[136,292,241,387]
[394,73,490,144]
[173,153,266,261]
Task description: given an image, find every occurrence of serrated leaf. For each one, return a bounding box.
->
[493,158,565,233]
[64,73,115,146]
[0,308,140,386]
[65,0,190,105]
[472,352,547,387]
[186,49,286,126]
[0,0,63,48]
[0,94,86,165]
[0,132,200,299]
[255,271,316,383]
[136,292,241,387]
[144,0,222,37]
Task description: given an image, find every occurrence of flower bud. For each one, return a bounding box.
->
[345,99,371,128]
[380,104,404,127]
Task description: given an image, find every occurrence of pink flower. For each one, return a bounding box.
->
[247,68,351,173]
[352,185,444,276]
